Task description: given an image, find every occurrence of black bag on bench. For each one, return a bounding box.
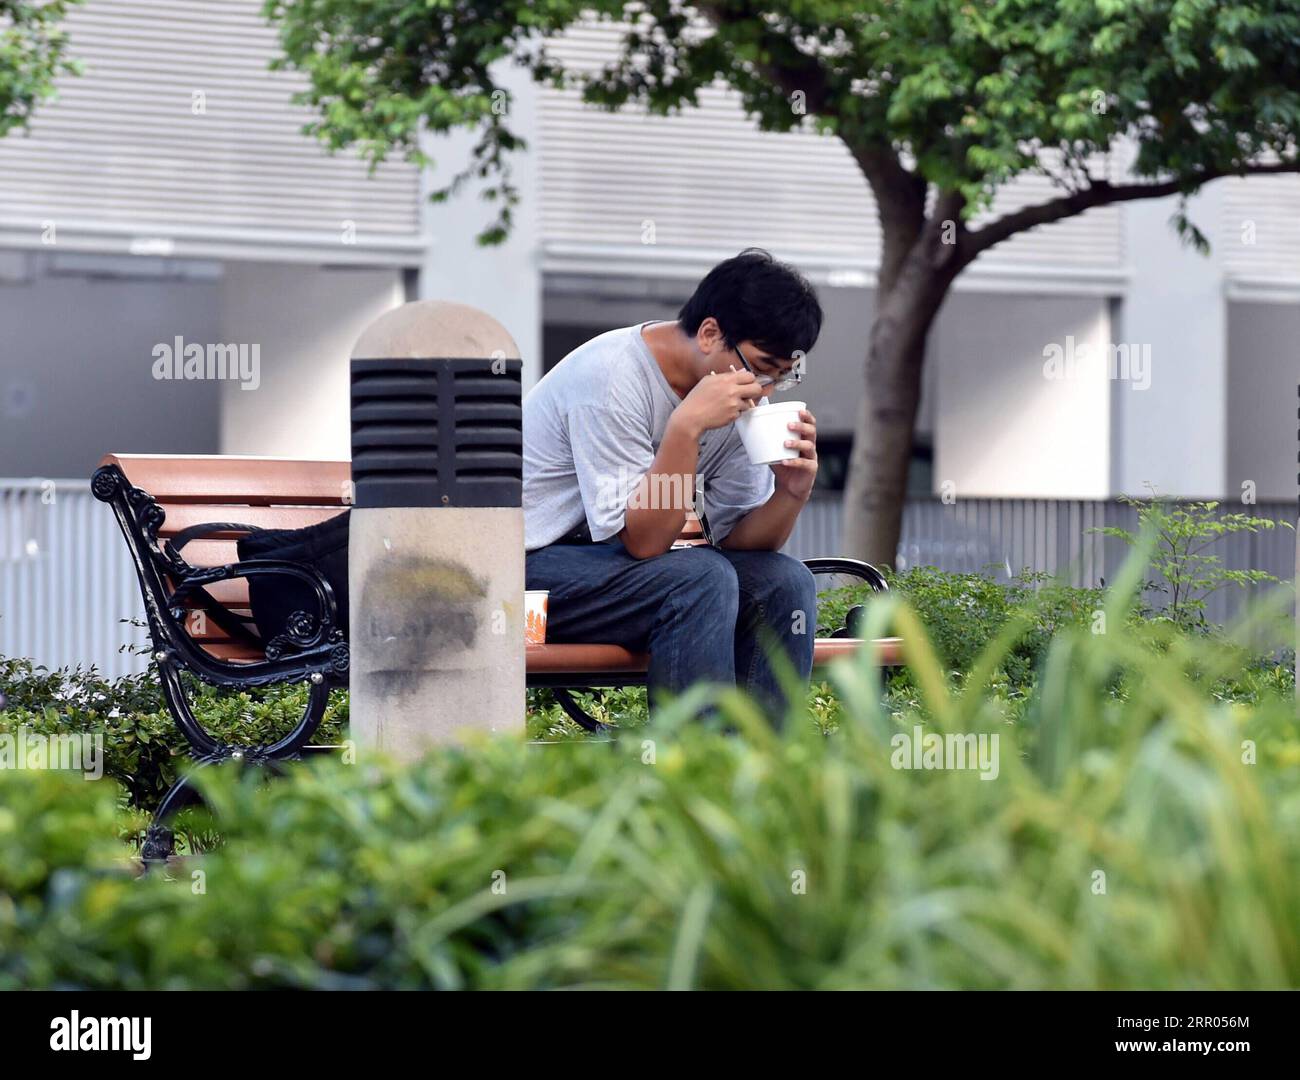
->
[236,510,350,669]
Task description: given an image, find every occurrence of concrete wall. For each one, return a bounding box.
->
[218,262,404,459]
[0,254,407,477]
[933,292,1113,499]
[1227,301,1300,502]
[1114,187,1228,498]
[419,63,542,389]
[0,253,221,479]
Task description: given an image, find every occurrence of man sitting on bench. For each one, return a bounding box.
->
[524,248,823,718]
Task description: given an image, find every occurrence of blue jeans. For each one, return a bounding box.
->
[526,539,818,719]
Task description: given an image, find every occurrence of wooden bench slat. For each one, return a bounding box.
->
[99,454,900,688]
[101,454,350,505]
[526,637,903,675]
[177,574,340,608]
[177,608,254,640]
[154,504,346,538]
[811,637,903,668]
[168,538,242,567]
[186,579,251,607]
[188,638,903,674]
[180,619,258,646]
[195,643,263,663]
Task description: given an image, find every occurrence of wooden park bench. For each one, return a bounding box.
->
[93,453,900,860]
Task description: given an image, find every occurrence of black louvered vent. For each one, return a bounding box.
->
[351,357,522,508]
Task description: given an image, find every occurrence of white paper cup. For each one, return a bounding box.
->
[524,590,549,645]
[735,400,806,465]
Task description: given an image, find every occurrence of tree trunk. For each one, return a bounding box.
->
[841,325,927,568]
[840,240,961,568]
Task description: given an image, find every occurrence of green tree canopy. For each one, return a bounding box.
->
[0,0,81,140]
[265,0,1300,563]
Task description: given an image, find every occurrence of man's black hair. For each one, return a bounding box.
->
[678,248,823,360]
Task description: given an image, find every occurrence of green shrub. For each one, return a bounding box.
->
[3,545,1299,989]
[815,565,1107,700]
[0,658,347,814]
[526,566,1112,734]
[1093,492,1292,630]
[5,553,1279,791]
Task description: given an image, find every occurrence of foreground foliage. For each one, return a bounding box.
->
[2,541,1298,989]
[0,658,347,815]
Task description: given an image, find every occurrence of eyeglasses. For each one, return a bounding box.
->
[733,342,803,392]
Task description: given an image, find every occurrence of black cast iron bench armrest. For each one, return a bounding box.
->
[162,556,348,681]
[92,463,350,864]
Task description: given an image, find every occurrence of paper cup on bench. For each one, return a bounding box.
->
[735,400,806,465]
[525,590,549,645]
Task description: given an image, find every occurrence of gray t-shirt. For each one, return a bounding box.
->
[523,322,775,552]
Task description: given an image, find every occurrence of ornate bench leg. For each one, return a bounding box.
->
[139,679,330,870]
[140,767,205,869]
[140,822,177,866]
[553,688,610,734]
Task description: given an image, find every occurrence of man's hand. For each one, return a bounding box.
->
[719,406,818,551]
[673,368,763,437]
[772,407,818,502]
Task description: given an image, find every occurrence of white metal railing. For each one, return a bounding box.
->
[1,480,1294,677]
[0,480,148,678]
[785,494,1297,626]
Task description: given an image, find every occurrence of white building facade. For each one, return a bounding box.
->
[2,6,1295,500]
[1,4,1297,671]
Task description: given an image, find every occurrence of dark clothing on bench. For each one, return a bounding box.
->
[526,537,817,718]
[237,510,349,680]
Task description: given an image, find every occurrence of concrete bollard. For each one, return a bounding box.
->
[348,300,524,761]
